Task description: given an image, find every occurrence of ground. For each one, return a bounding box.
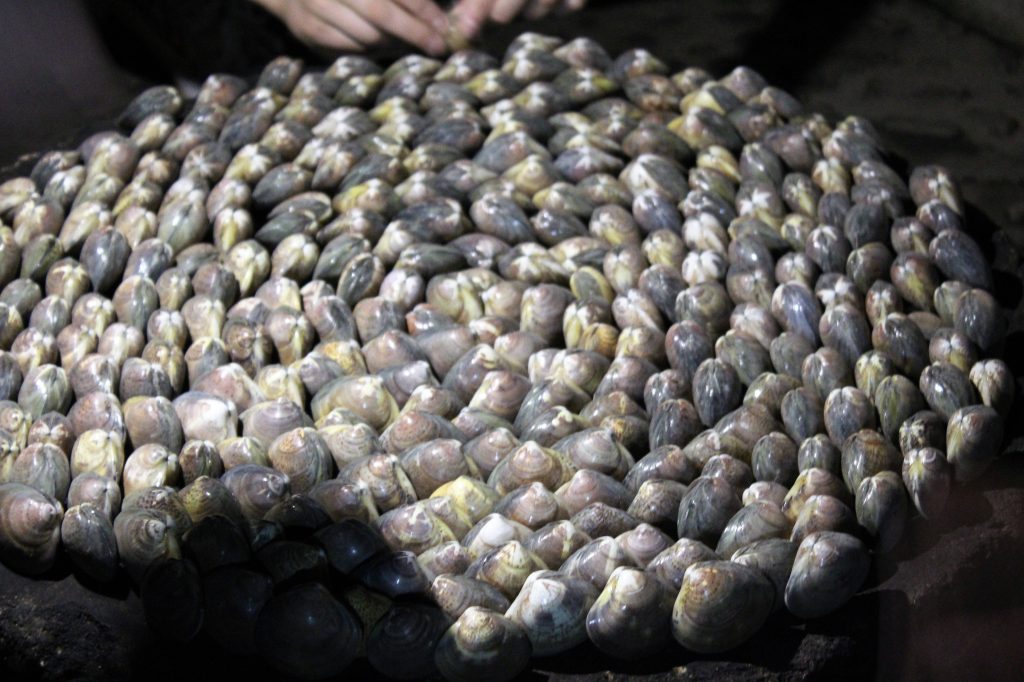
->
[1,0,1023,679]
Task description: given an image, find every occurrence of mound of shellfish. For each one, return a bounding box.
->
[0,29,1012,681]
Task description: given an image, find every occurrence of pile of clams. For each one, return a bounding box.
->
[0,29,1013,680]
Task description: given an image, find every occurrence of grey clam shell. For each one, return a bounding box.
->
[586,566,673,659]
[855,471,908,553]
[61,502,118,582]
[784,531,869,619]
[677,475,742,547]
[946,405,1003,483]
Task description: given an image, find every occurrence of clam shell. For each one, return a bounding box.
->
[784,531,869,619]
[0,482,64,575]
[435,607,532,682]
[586,566,673,658]
[671,560,774,653]
[505,569,598,657]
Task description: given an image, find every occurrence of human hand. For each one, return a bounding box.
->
[448,0,587,41]
[251,0,450,55]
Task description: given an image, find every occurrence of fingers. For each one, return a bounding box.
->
[394,0,450,34]
[346,0,447,55]
[450,0,584,38]
[449,0,492,39]
[309,0,382,48]
[524,0,560,20]
[489,0,530,23]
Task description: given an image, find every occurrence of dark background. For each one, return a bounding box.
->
[1,0,1024,679]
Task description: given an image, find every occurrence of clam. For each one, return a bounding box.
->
[377,503,456,556]
[0,482,64,575]
[172,391,239,443]
[505,569,598,656]
[899,446,952,521]
[182,513,250,573]
[254,583,361,680]
[467,540,548,600]
[488,440,574,496]
[339,453,417,513]
[176,476,244,529]
[665,320,714,384]
[123,396,184,452]
[219,464,290,523]
[789,493,857,545]
[70,429,125,481]
[919,362,977,421]
[855,471,908,553]
[435,607,532,682]
[123,444,181,495]
[61,502,119,582]
[716,500,792,557]
[616,522,673,569]
[240,398,311,447]
[801,347,853,403]
[355,549,430,598]
[494,481,566,530]
[307,479,378,525]
[671,560,774,653]
[751,431,799,486]
[769,331,815,380]
[586,566,673,659]
[969,359,1014,417]
[218,435,270,470]
[928,328,978,374]
[11,442,70,503]
[744,372,802,420]
[823,386,876,447]
[461,427,519,479]
[872,312,929,380]
[677,475,742,547]
[784,531,869,619]
[692,358,743,427]
[627,478,687,533]
[554,469,631,516]
[18,364,72,420]
[523,519,592,570]
[571,501,639,538]
[797,434,842,476]
[433,476,500,525]
[702,453,755,491]
[781,467,849,523]
[311,517,384,577]
[431,573,511,621]
[780,386,824,443]
[311,375,399,429]
[112,507,182,582]
[461,512,532,560]
[730,537,797,611]
[840,428,901,495]
[946,405,1003,482]
[67,472,122,521]
[266,427,333,494]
